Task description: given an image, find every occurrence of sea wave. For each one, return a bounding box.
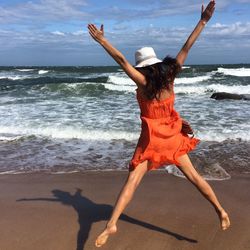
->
[16,69,35,72]
[0,127,139,141]
[0,124,249,142]
[0,170,25,175]
[0,69,50,80]
[2,79,247,96]
[107,75,135,86]
[38,70,49,75]
[105,74,213,92]
[0,135,24,142]
[175,84,250,95]
[107,73,212,86]
[0,76,108,93]
[40,82,106,95]
[104,83,135,92]
[196,129,250,142]
[0,136,249,178]
[0,75,31,80]
[103,82,250,95]
[175,75,211,84]
[217,67,250,77]
[207,84,250,94]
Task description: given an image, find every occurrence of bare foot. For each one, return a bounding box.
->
[95,224,117,248]
[218,209,230,230]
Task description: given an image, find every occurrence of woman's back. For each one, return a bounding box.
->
[136,85,176,120]
[137,84,174,101]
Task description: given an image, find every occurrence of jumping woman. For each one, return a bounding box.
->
[87,0,230,247]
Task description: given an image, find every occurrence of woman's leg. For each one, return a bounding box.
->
[176,154,230,230]
[95,160,149,247]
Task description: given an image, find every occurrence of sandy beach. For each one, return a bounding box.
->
[0,171,249,250]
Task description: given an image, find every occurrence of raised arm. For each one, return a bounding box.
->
[176,0,215,67]
[87,24,146,87]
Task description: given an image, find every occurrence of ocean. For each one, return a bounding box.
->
[0,65,249,180]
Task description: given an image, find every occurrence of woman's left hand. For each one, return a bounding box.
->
[88,24,105,44]
[201,0,216,24]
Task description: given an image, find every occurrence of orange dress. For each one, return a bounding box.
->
[129,88,200,172]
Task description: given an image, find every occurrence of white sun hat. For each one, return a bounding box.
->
[134,47,162,68]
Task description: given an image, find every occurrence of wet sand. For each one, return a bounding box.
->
[0,171,249,250]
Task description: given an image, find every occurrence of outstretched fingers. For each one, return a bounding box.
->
[87,23,105,43]
[88,24,99,42]
[206,0,216,12]
[201,0,215,22]
[88,24,97,34]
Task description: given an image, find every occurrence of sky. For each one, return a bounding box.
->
[0,0,250,66]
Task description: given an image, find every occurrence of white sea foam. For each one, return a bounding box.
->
[182,66,191,69]
[103,81,250,95]
[217,67,250,77]
[165,165,231,181]
[79,72,111,79]
[174,86,207,94]
[108,73,212,87]
[175,84,250,95]
[0,75,27,80]
[51,170,80,174]
[106,74,212,92]
[0,126,139,141]
[16,69,35,72]
[0,135,23,142]
[38,70,49,75]
[104,83,136,92]
[0,170,19,175]
[107,75,135,86]
[196,129,250,142]
[175,75,211,84]
[0,124,249,142]
[207,84,250,94]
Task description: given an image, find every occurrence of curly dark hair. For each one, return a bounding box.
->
[136,56,181,100]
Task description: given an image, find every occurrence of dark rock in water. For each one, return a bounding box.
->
[244,94,250,100]
[211,92,250,100]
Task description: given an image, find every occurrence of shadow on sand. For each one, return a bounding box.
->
[17,188,197,249]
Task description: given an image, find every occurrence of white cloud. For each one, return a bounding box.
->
[1,21,249,51]
[211,23,228,28]
[51,31,65,36]
[96,0,248,20]
[0,0,249,65]
[0,0,90,25]
[207,22,250,36]
[72,30,85,36]
[1,0,249,27]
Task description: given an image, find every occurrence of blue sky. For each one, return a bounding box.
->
[0,0,250,66]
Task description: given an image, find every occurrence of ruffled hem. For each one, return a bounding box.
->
[128,135,200,172]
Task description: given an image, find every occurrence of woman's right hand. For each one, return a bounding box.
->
[88,24,105,44]
[201,0,216,24]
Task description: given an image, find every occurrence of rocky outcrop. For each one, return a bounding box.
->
[211,92,250,100]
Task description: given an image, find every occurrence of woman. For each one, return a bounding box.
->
[88,0,230,247]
